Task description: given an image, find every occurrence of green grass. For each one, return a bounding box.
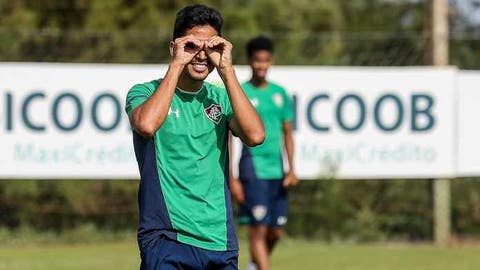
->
[0,240,479,270]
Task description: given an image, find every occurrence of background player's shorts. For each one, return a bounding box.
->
[140,236,238,270]
[238,177,288,227]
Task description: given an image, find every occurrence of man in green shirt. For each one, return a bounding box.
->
[125,5,264,270]
[230,36,298,270]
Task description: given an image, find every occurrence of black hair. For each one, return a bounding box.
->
[173,4,223,39]
[246,36,274,58]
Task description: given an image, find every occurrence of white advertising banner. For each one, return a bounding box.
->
[223,67,457,179]
[457,71,480,177]
[0,63,164,178]
[0,63,458,179]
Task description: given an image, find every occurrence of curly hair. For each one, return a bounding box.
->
[173,4,223,39]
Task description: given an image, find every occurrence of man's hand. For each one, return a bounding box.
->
[171,35,203,66]
[282,171,298,188]
[206,36,233,71]
[229,178,245,204]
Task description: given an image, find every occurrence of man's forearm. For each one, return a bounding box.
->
[131,62,184,137]
[285,136,294,173]
[284,126,295,174]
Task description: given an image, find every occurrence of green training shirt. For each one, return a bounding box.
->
[241,81,293,179]
[125,79,238,251]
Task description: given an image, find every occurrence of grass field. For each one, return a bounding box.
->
[0,239,479,270]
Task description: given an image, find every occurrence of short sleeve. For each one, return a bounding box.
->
[125,82,156,117]
[281,88,293,122]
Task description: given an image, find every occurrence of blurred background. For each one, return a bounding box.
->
[1,0,480,269]
[2,0,480,67]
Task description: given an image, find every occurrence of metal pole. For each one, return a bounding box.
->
[427,0,449,66]
[433,179,451,246]
[427,0,451,246]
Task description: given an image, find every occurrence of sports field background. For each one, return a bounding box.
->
[1,239,479,270]
[1,225,479,270]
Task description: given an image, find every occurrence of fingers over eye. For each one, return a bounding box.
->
[177,36,201,48]
[188,40,203,48]
[185,41,199,50]
[208,37,223,47]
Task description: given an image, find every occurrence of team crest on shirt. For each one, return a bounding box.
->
[273,93,284,107]
[204,103,223,124]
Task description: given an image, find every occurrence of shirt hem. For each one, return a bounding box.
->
[177,234,238,252]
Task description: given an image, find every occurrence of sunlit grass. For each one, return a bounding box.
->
[0,239,479,270]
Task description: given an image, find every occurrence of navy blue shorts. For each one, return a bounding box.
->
[140,236,238,270]
[238,177,288,227]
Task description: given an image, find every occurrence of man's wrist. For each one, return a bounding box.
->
[169,60,185,71]
[218,65,235,78]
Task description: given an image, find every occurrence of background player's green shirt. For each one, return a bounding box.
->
[241,81,293,179]
[125,80,237,251]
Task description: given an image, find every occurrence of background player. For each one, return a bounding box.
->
[230,36,298,270]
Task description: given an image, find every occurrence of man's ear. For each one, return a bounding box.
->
[169,41,175,56]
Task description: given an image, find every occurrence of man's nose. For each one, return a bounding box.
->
[196,48,207,60]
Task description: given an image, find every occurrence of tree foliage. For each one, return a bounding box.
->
[1,179,480,241]
[2,0,476,67]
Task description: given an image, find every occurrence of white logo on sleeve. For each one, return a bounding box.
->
[273,93,283,107]
[250,98,259,107]
[168,107,180,118]
[252,205,267,221]
[204,104,223,124]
